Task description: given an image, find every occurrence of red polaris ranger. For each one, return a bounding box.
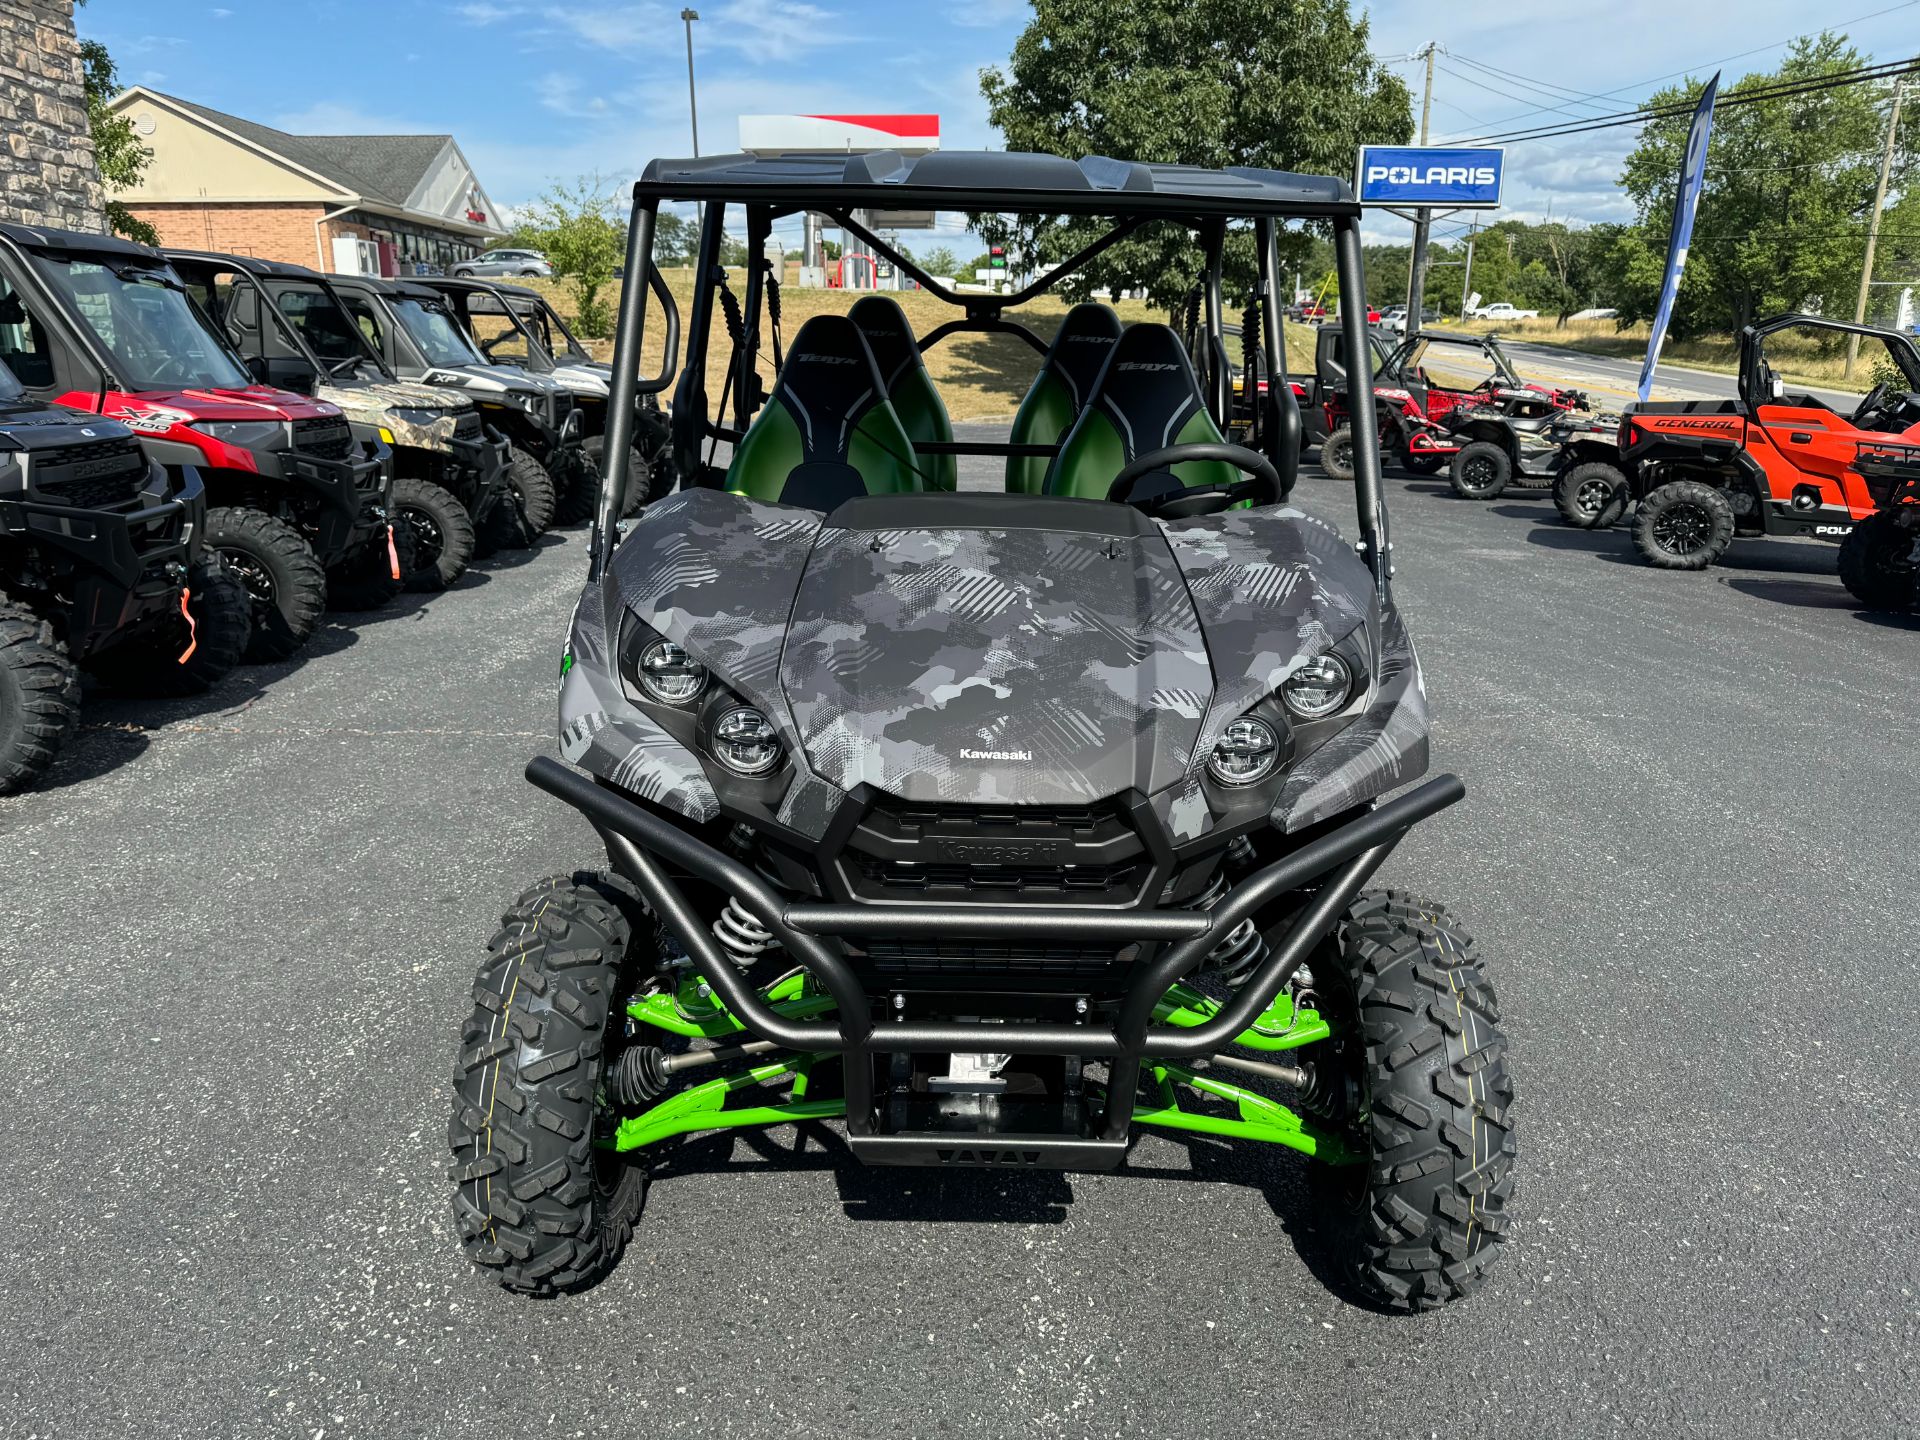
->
[0,223,395,659]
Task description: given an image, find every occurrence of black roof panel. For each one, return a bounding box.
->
[163,248,328,281]
[634,150,1356,219]
[0,220,164,259]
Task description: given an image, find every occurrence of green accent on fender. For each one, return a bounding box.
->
[612,1053,845,1151]
[626,970,835,1039]
[559,650,573,678]
[1151,982,1332,1051]
[1130,1064,1357,1161]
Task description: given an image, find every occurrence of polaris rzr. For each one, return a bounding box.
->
[1619,315,1920,571]
[0,223,392,660]
[1319,329,1586,484]
[414,275,666,525]
[449,151,1515,1312]
[329,275,581,549]
[0,355,249,792]
[167,251,513,594]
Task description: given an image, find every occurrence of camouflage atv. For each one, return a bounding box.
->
[169,251,513,594]
[449,151,1515,1314]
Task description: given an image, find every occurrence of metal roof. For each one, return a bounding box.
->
[0,220,162,258]
[163,248,327,281]
[634,151,1358,218]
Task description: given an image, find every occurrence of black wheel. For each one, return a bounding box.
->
[1307,890,1515,1312]
[575,434,653,521]
[325,525,406,612]
[391,477,476,592]
[1552,461,1629,529]
[1448,441,1512,500]
[87,557,251,697]
[1632,480,1734,570]
[205,506,327,661]
[1400,450,1446,476]
[476,447,558,553]
[548,444,608,526]
[448,873,650,1295]
[1320,426,1356,483]
[1837,508,1919,613]
[0,599,79,795]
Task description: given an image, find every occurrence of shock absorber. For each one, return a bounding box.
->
[1183,872,1270,987]
[713,894,778,970]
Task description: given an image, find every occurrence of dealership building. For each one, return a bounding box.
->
[104,87,507,275]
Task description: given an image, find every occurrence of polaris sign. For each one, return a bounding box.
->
[1356,146,1505,209]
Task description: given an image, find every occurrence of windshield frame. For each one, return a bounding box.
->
[267,276,395,381]
[29,251,256,392]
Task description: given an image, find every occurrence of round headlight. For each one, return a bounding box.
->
[711,706,781,776]
[1281,654,1352,720]
[636,640,707,705]
[1207,717,1280,787]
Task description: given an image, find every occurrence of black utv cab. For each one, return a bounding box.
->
[449,150,1515,1314]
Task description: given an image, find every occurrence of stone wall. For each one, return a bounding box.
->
[0,0,106,232]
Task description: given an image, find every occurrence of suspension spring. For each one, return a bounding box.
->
[1184,872,1271,987]
[713,895,779,969]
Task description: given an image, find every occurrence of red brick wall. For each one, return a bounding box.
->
[121,202,368,267]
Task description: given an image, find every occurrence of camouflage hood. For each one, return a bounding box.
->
[569,488,1427,832]
[313,379,475,452]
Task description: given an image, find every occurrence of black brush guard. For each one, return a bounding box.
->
[527,755,1464,1168]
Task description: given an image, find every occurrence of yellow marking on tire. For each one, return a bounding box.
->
[480,897,551,1241]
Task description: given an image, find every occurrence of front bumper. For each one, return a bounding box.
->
[527,754,1464,1166]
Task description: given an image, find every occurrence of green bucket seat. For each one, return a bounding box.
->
[724,314,928,508]
[847,295,955,491]
[1045,322,1241,503]
[1005,302,1123,494]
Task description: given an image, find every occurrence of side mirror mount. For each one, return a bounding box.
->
[1769,374,1785,402]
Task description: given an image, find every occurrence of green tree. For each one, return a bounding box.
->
[977,0,1411,310]
[1614,34,1907,337]
[916,244,962,280]
[513,177,624,337]
[74,3,155,244]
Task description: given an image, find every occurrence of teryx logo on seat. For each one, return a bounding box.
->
[1114,362,1179,373]
[792,354,859,365]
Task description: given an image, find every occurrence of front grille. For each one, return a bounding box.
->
[841,794,1150,906]
[292,415,354,461]
[31,437,148,510]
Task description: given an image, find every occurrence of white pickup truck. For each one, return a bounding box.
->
[1473,301,1540,321]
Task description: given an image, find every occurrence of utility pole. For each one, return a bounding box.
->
[1406,42,1440,330]
[680,9,702,157]
[1847,79,1905,377]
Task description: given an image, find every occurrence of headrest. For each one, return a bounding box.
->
[1081,322,1210,457]
[774,314,888,451]
[846,295,921,389]
[1043,303,1124,409]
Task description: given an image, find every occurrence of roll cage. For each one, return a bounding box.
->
[592,150,1394,603]
[163,250,397,390]
[1739,314,1920,411]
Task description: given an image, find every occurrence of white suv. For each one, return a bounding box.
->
[452,248,553,278]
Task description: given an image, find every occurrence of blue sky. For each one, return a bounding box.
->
[86,0,1918,253]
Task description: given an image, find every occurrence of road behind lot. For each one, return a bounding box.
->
[2,439,1916,1438]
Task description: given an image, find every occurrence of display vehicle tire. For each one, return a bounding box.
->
[1631,480,1735,570]
[1448,441,1512,500]
[205,506,327,661]
[0,600,79,795]
[1837,508,1919,613]
[1320,426,1356,483]
[448,872,650,1295]
[391,477,475,592]
[1309,890,1516,1312]
[87,557,252,697]
[1553,461,1630,529]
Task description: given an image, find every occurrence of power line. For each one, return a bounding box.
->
[1454,58,1920,146]
[1444,54,1619,114]
[1434,61,1598,125]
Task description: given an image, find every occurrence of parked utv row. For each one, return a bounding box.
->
[1291,310,1920,613]
[0,220,670,795]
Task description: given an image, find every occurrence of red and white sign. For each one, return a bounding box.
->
[738,114,940,155]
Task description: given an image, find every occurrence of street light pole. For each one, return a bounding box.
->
[680,9,701,157]
[1406,41,1440,329]
[1846,79,1905,377]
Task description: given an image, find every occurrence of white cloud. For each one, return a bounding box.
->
[539,4,669,51]
[209,7,234,17]
[704,1,846,62]
[534,72,613,121]
[945,0,1027,30]
[454,2,512,24]
[271,101,431,134]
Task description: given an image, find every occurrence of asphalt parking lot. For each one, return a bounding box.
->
[4,435,1917,1438]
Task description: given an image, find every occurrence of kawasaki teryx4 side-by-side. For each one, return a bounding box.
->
[448,151,1515,1312]
[416,275,674,523]
[0,223,393,659]
[328,275,583,547]
[166,251,512,593]
[1617,315,1920,571]
[0,354,249,791]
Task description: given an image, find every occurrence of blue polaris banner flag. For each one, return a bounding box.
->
[1638,73,1720,404]
[1356,146,1505,208]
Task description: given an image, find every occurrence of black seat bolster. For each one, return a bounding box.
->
[779,460,871,511]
